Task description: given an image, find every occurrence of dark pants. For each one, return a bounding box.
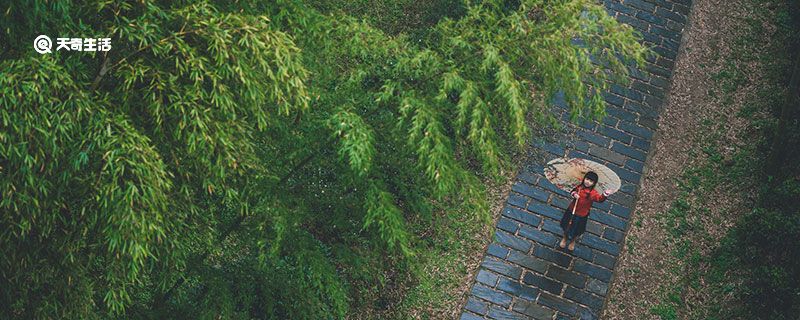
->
[560,208,588,241]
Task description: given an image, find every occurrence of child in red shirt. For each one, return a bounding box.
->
[559,171,616,251]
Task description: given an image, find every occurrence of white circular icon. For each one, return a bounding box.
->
[34,35,52,54]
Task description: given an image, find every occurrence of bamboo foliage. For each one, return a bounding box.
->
[1,0,647,318]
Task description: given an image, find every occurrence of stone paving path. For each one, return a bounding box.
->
[460,1,692,319]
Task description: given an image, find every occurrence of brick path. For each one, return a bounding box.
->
[460,1,691,319]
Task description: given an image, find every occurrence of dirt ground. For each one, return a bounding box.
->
[602,0,774,318]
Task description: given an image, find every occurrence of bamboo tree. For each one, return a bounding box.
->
[1,0,647,318]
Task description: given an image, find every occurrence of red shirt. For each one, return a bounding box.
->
[567,183,607,217]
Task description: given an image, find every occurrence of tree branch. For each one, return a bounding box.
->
[90,52,110,91]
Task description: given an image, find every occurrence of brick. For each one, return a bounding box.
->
[632,80,666,98]
[460,312,484,320]
[594,252,617,269]
[639,30,662,44]
[533,140,566,157]
[534,245,572,268]
[640,116,659,130]
[496,231,532,252]
[604,106,638,123]
[666,18,685,32]
[588,144,627,165]
[653,45,678,61]
[625,100,657,119]
[577,131,611,149]
[617,183,638,196]
[507,250,549,273]
[610,192,635,207]
[542,218,563,236]
[617,121,654,139]
[519,225,559,246]
[487,307,527,320]
[598,125,633,145]
[502,206,542,227]
[645,94,665,110]
[586,220,604,235]
[573,117,598,131]
[477,270,500,287]
[612,142,648,162]
[574,260,613,282]
[647,0,673,9]
[663,37,681,52]
[635,10,665,25]
[523,271,563,295]
[572,140,590,153]
[602,116,618,127]
[537,178,571,197]
[602,92,625,107]
[551,195,571,210]
[610,83,644,101]
[465,297,489,315]
[507,192,528,208]
[610,204,631,219]
[645,43,678,60]
[586,278,609,296]
[564,286,604,312]
[647,61,674,79]
[512,299,555,319]
[651,24,681,41]
[578,307,600,320]
[498,217,519,234]
[526,163,546,174]
[674,3,691,16]
[581,234,621,256]
[606,162,642,184]
[518,171,539,185]
[603,227,625,243]
[655,6,686,23]
[616,13,648,30]
[572,245,595,262]
[472,284,513,308]
[625,0,656,12]
[488,243,509,259]
[650,75,670,89]
[629,137,651,154]
[527,202,563,221]
[655,56,676,70]
[628,66,649,82]
[482,258,523,279]
[593,198,612,211]
[538,292,578,316]
[496,277,539,301]
[589,211,627,230]
[568,150,606,167]
[547,265,587,288]
[605,0,636,15]
[512,181,549,202]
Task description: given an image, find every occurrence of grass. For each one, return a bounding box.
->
[647,0,796,318]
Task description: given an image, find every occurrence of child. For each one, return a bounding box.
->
[559,171,615,251]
